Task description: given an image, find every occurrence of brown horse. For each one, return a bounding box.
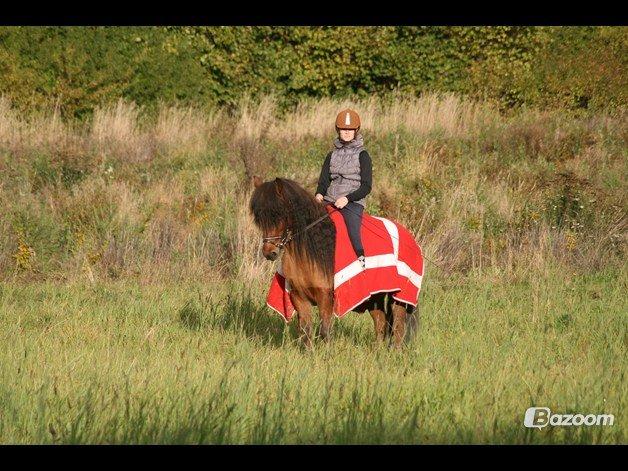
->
[249,175,418,349]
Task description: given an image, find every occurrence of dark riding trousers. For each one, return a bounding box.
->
[325,201,364,258]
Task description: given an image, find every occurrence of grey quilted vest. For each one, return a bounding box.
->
[325,133,367,208]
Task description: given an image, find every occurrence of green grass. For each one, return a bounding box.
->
[1,265,625,444]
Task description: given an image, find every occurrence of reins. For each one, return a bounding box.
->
[262,200,446,273]
[262,206,339,249]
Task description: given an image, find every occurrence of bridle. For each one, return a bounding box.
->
[261,207,338,250]
[262,229,293,250]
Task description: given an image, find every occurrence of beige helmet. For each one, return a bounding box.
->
[335,109,361,131]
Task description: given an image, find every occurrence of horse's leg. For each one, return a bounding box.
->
[290,290,313,349]
[317,288,335,342]
[370,309,387,342]
[384,294,395,340]
[391,301,408,349]
[369,293,387,343]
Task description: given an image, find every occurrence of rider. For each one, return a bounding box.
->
[315,109,373,270]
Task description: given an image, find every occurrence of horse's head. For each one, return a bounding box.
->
[249,176,291,261]
[249,175,336,281]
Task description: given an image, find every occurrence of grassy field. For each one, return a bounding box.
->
[0,93,626,443]
[0,264,625,444]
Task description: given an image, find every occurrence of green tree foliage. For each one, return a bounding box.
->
[182,26,545,106]
[0,26,625,118]
[467,26,628,111]
[0,26,211,118]
[523,27,627,110]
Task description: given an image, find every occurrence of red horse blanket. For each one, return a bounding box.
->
[266,204,424,322]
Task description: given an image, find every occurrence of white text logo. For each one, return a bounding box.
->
[524,407,614,429]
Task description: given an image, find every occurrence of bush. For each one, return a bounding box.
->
[1,26,625,116]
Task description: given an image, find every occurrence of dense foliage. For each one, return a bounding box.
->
[1,26,625,117]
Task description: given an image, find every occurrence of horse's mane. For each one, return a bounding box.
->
[249,178,336,278]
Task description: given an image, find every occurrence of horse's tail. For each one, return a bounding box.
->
[404,305,419,344]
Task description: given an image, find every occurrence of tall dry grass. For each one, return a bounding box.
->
[0,95,75,157]
[91,100,150,162]
[269,92,497,140]
[0,93,625,284]
[154,104,221,156]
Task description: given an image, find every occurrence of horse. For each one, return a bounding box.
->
[249,175,419,349]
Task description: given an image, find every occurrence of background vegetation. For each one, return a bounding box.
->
[1,94,625,282]
[1,26,626,117]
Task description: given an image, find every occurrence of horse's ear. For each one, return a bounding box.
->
[274,177,283,196]
[252,175,263,188]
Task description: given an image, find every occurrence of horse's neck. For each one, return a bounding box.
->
[281,242,331,290]
[281,243,308,278]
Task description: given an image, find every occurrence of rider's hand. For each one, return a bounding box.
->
[315,193,324,203]
[334,196,349,209]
